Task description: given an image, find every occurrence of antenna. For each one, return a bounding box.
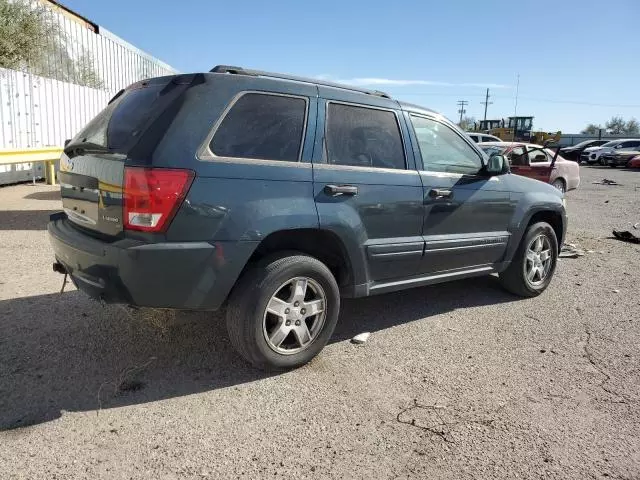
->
[514,74,520,117]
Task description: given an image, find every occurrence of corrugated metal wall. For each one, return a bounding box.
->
[0,0,177,150]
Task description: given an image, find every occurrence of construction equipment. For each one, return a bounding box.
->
[472,116,560,144]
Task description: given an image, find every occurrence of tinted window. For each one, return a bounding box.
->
[468,135,479,143]
[211,93,306,162]
[410,115,482,174]
[325,103,406,169]
[74,84,163,150]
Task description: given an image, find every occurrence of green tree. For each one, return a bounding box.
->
[0,0,57,70]
[0,0,103,88]
[625,118,639,135]
[605,116,627,135]
[581,123,602,135]
[459,116,476,131]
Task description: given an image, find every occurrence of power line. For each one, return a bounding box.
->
[457,100,468,124]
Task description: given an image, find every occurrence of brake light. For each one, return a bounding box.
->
[124,167,194,232]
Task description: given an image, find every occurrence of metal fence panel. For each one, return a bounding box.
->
[0,1,177,151]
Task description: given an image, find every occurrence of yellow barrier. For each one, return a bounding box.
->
[0,147,63,185]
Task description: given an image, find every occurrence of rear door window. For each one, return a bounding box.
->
[325,103,406,169]
[210,93,307,162]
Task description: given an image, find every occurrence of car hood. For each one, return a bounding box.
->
[583,146,605,153]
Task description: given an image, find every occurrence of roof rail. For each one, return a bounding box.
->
[209,65,391,99]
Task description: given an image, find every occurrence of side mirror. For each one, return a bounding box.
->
[486,154,509,175]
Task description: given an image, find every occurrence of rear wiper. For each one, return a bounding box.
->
[64,141,111,158]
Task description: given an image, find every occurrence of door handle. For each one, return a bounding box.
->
[324,184,358,196]
[428,188,453,199]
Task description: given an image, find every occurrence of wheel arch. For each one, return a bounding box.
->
[244,228,361,294]
[503,207,565,265]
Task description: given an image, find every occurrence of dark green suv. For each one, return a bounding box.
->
[49,66,567,370]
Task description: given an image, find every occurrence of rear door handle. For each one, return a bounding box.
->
[324,184,358,196]
[428,188,453,199]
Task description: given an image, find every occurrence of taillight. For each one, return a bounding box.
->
[124,167,194,232]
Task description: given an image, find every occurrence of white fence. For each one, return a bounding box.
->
[0,67,113,149]
[0,0,177,150]
[0,1,177,184]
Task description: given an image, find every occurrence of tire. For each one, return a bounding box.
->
[499,222,558,297]
[551,178,566,193]
[226,253,340,370]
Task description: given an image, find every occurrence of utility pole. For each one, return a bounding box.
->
[457,100,468,125]
[481,88,493,121]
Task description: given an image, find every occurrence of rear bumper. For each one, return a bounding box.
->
[48,213,258,310]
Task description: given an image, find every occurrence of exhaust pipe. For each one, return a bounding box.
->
[53,262,67,274]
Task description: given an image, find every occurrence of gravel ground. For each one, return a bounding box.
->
[1,166,639,479]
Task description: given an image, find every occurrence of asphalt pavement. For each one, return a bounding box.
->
[1,166,639,479]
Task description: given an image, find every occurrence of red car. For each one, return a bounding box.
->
[480,142,580,193]
[628,155,640,168]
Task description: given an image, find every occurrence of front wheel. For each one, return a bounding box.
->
[499,222,558,297]
[226,253,340,370]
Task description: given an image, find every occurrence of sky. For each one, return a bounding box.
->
[62,0,640,133]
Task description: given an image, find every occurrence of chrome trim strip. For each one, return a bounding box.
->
[313,163,418,174]
[369,266,494,291]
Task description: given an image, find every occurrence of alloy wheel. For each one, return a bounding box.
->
[262,277,327,355]
[524,234,553,287]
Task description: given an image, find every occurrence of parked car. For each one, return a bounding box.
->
[48,66,567,370]
[580,139,640,165]
[601,150,640,167]
[628,155,640,168]
[560,139,609,161]
[467,133,502,143]
[480,142,580,193]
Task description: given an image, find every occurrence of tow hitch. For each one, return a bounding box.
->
[53,262,69,293]
[53,261,67,274]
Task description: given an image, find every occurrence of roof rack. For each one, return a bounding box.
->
[209,65,391,99]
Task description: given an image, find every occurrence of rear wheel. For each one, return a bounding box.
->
[499,222,558,297]
[226,253,340,370]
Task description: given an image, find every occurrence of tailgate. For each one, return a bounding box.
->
[60,74,198,237]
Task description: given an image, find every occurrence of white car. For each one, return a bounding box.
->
[580,139,640,165]
[467,133,502,143]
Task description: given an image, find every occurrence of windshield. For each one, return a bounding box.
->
[479,145,508,157]
[600,140,621,148]
[508,118,533,130]
[570,140,601,148]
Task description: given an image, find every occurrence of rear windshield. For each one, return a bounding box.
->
[72,84,163,150]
